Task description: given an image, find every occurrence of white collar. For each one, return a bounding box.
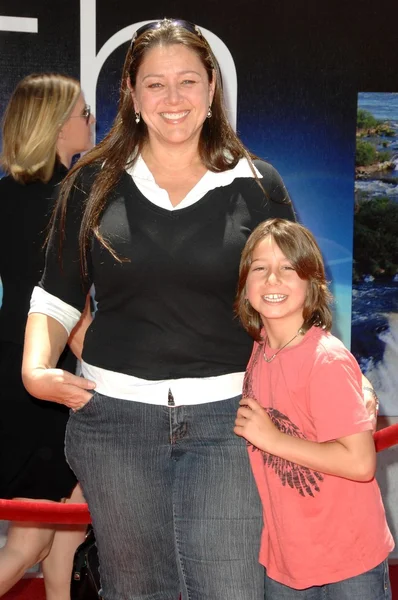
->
[126,155,262,211]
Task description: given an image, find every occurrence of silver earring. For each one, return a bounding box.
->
[135,111,141,124]
[207,106,212,119]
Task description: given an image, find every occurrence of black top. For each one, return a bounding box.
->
[0,164,68,345]
[42,160,296,380]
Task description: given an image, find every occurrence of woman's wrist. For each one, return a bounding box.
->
[22,366,61,399]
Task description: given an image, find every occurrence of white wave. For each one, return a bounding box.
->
[355,180,398,197]
[364,313,398,415]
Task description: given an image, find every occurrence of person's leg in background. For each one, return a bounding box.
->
[42,484,87,600]
[0,504,55,596]
[173,396,265,600]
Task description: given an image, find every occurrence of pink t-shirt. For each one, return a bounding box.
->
[245,326,394,589]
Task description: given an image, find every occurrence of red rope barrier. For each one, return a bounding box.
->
[0,425,397,525]
[0,500,91,524]
[374,423,398,453]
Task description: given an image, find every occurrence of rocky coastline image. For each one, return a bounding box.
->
[352,92,398,415]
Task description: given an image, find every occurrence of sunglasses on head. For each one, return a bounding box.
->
[130,19,202,49]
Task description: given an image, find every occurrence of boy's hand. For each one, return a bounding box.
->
[234,397,280,452]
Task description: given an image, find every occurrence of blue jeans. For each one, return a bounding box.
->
[65,392,264,600]
[264,559,392,600]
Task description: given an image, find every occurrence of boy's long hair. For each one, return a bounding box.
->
[1,73,80,184]
[235,218,333,341]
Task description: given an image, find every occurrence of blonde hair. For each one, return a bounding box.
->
[1,73,81,183]
[235,219,333,341]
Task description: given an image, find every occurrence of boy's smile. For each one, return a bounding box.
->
[245,235,308,336]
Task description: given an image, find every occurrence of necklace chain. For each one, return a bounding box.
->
[263,327,305,363]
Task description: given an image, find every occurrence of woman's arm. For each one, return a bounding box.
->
[22,313,95,409]
[22,170,96,407]
[235,397,376,481]
[253,160,296,222]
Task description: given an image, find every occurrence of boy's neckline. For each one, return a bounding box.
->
[262,326,306,363]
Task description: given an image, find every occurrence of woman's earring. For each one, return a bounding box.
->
[135,111,141,124]
[207,106,212,119]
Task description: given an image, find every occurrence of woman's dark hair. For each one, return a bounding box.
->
[56,19,257,274]
[235,218,333,341]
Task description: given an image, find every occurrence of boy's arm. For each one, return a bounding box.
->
[234,397,376,482]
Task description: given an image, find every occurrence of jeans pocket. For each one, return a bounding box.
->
[70,390,98,416]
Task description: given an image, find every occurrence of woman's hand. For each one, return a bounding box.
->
[23,367,96,410]
[22,313,95,410]
[362,374,379,431]
[234,397,280,452]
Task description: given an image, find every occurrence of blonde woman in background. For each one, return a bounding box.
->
[0,73,94,599]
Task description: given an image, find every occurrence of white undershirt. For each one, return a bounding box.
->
[30,156,261,405]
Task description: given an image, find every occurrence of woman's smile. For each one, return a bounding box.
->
[160,110,190,122]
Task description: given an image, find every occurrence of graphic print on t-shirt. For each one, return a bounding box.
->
[243,343,324,498]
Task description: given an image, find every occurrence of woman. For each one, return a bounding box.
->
[22,21,295,600]
[0,73,94,599]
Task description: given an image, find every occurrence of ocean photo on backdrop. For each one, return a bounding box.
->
[352,92,398,416]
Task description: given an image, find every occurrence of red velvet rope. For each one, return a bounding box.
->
[0,424,397,525]
[374,423,398,452]
[0,499,91,524]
